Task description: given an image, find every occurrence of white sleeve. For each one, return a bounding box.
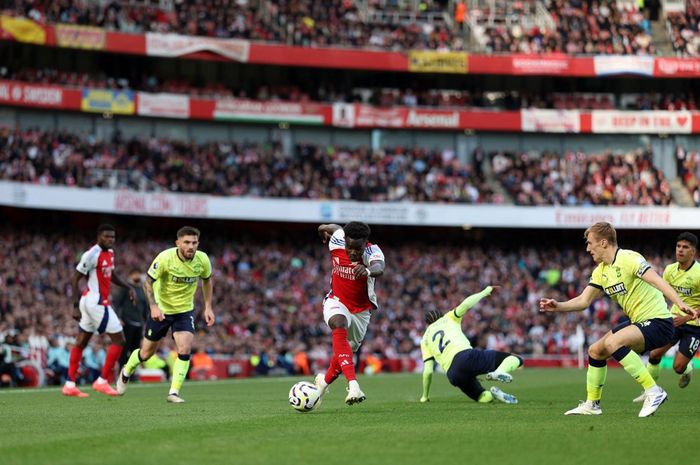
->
[76,249,97,275]
[364,244,385,265]
[328,228,345,252]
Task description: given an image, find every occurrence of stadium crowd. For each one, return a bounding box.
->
[6,0,462,51]
[485,0,655,55]
[676,144,700,206]
[1,128,683,206]
[491,148,673,206]
[1,227,670,386]
[0,128,500,203]
[667,0,700,57]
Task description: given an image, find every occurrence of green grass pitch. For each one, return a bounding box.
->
[2,368,696,465]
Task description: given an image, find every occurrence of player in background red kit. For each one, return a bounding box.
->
[315,222,385,405]
[63,224,135,397]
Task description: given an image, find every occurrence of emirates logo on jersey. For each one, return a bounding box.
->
[333,264,358,280]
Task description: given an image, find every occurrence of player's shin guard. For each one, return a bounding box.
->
[647,358,661,381]
[123,349,145,376]
[170,354,190,395]
[613,347,655,390]
[101,344,123,382]
[586,356,607,402]
[332,328,356,382]
[324,355,342,385]
[68,346,84,382]
[496,355,523,373]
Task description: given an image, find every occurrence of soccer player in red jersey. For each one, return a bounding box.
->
[314,222,385,405]
[63,224,135,397]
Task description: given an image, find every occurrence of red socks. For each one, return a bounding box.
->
[324,354,341,385]
[101,344,124,382]
[332,328,356,382]
[68,346,84,381]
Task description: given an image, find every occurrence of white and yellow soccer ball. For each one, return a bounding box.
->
[288,381,322,412]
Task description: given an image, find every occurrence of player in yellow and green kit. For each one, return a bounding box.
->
[420,286,523,404]
[116,226,215,403]
[632,232,700,400]
[540,222,698,418]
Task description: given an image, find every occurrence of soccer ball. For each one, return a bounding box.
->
[288,381,322,412]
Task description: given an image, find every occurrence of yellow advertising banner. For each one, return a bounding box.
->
[81,89,135,115]
[408,51,467,74]
[0,15,46,44]
[56,24,106,50]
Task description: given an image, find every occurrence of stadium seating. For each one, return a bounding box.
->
[667,0,700,57]
[482,0,654,55]
[0,129,499,203]
[7,0,463,51]
[1,128,678,206]
[491,148,673,206]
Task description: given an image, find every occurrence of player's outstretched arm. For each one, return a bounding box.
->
[453,286,494,318]
[420,359,435,403]
[642,268,700,318]
[318,224,341,244]
[202,277,215,327]
[539,285,601,313]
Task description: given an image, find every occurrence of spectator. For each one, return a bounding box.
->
[113,269,148,369]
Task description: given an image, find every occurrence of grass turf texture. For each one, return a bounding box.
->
[1,368,695,465]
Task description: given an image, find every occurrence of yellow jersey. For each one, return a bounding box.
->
[421,310,472,372]
[588,249,670,323]
[663,261,700,326]
[147,247,212,314]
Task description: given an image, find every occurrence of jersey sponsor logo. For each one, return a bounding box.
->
[674,286,692,297]
[605,282,628,296]
[171,276,197,284]
[332,264,358,281]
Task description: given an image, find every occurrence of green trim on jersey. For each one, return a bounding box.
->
[664,261,700,327]
[147,248,212,315]
[589,248,670,323]
[420,312,472,373]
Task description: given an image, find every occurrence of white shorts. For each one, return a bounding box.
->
[323,297,371,352]
[79,293,123,334]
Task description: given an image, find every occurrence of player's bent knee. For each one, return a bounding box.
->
[327,315,348,329]
[673,362,688,374]
[588,344,608,360]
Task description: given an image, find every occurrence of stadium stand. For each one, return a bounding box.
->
[667,0,700,56]
[491,148,673,206]
[5,0,463,51]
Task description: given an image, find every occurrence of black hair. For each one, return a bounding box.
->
[343,221,371,241]
[425,310,442,325]
[177,226,201,238]
[677,232,699,248]
[97,224,115,234]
